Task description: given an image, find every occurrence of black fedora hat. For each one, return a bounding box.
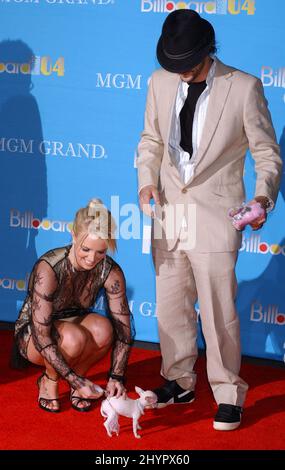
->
[156,9,215,74]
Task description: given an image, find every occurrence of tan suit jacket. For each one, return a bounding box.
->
[137,59,282,252]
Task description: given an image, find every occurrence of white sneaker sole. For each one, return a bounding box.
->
[213,420,241,431]
[156,396,195,409]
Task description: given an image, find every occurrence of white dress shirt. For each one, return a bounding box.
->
[168,58,216,184]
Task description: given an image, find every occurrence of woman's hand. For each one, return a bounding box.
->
[106,378,127,399]
[75,378,104,399]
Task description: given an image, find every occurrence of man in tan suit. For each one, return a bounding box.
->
[137,10,282,431]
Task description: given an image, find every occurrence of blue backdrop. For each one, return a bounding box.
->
[0,0,284,362]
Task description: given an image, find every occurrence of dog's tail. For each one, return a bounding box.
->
[101,400,120,436]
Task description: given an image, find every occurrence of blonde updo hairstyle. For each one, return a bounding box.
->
[73,198,117,252]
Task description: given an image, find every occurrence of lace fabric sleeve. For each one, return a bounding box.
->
[30,260,86,390]
[104,263,135,380]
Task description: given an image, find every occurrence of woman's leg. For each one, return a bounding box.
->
[26,315,112,410]
[26,335,61,411]
[67,314,113,410]
[27,321,93,410]
[75,313,113,376]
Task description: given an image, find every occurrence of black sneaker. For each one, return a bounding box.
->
[153,380,195,408]
[213,403,243,431]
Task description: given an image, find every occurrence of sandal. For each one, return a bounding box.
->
[70,388,93,412]
[37,371,60,413]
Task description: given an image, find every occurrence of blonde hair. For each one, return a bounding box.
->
[73,198,117,252]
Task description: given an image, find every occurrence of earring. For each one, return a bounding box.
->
[69,245,77,273]
[101,256,107,280]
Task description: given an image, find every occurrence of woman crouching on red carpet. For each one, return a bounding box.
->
[12,198,134,413]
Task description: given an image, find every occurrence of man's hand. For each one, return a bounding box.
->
[249,196,270,230]
[139,185,160,217]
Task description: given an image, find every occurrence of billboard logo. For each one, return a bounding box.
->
[10,209,73,233]
[141,0,255,15]
[0,274,29,292]
[261,66,285,89]
[0,56,64,77]
[250,301,285,326]
[239,233,285,256]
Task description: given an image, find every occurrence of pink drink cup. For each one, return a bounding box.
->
[229,202,265,230]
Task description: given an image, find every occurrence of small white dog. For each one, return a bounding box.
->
[100,386,157,438]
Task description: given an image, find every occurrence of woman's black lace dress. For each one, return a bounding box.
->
[13,246,134,389]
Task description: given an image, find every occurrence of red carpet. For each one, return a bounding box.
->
[0,330,285,450]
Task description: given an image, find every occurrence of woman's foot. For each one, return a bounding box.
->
[70,388,93,412]
[37,371,60,413]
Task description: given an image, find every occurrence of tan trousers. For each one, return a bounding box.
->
[152,246,248,407]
